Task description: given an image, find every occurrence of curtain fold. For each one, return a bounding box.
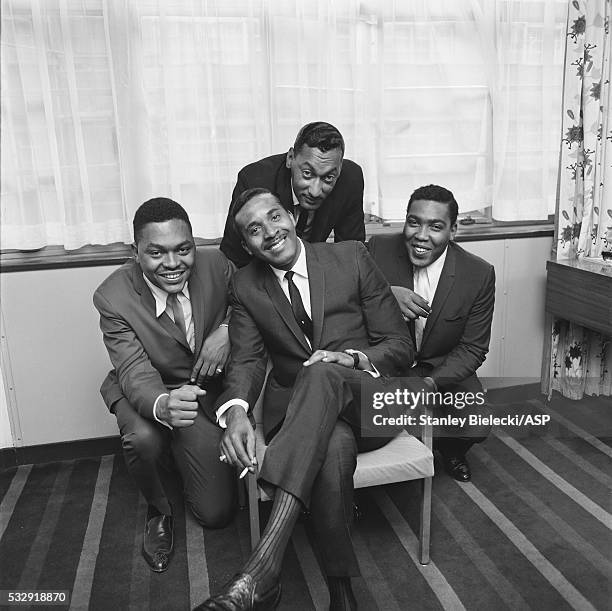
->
[549,0,611,399]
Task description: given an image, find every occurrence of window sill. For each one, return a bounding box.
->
[0,223,553,273]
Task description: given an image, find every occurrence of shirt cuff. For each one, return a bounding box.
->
[153,393,173,430]
[216,398,249,428]
[348,350,380,378]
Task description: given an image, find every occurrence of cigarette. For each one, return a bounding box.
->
[239,467,249,479]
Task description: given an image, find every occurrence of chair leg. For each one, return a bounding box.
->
[419,477,432,565]
[247,471,261,550]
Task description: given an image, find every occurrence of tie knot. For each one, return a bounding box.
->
[285,271,295,282]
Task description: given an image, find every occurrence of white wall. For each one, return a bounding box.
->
[0,237,551,448]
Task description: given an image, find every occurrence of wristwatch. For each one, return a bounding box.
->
[344,350,360,369]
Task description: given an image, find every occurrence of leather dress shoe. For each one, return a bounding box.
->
[443,455,471,482]
[142,514,174,572]
[193,573,281,611]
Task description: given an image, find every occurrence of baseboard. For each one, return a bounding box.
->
[0,436,122,470]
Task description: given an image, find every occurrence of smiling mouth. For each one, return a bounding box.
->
[266,235,287,252]
[159,271,185,281]
[412,245,431,256]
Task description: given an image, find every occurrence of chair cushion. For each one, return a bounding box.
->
[353,430,434,488]
[253,427,433,499]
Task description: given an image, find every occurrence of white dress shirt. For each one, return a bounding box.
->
[413,246,448,351]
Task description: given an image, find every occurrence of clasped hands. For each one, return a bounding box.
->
[190,324,230,386]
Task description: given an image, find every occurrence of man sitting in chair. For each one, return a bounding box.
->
[196,188,432,611]
[369,184,495,482]
[94,198,236,573]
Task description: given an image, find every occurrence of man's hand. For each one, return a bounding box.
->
[220,405,257,473]
[391,285,431,321]
[190,325,230,385]
[304,350,354,368]
[157,385,205,428]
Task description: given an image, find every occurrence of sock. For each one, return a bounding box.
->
[328,577,357,611]
[243,488,302,592]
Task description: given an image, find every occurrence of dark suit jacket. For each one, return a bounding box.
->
[93,249,233,421]
[216,241,414,437]
[220,153,365,267]
[368,234,495,391]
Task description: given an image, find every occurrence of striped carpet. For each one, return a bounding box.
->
[1,393,610,611]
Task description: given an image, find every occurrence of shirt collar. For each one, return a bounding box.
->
[142,274,191,318]
[270,238,308,283]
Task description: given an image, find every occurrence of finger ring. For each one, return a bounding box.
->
[219,454,227,463]
[216,368,223,374]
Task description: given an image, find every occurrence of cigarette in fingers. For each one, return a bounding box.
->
[239,467,250,479]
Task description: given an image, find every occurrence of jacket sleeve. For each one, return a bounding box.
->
[214,277,269,412]
[93,290,167,420]
[333,164,365,243]
[220,169,252,267]
[430,265,496,387]
[354,242,415,374]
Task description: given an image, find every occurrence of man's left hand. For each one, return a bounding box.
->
[190,325,230,385]
[304,350,354,368]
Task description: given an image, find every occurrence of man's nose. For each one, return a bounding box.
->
[308,178,323,198]
[415,225,429,240]
[164,252,179,268]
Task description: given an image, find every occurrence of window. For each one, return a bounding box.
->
[1,0,566,251]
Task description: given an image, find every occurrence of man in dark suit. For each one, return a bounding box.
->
[197,188,430,611]
[368,184,495,482]
[220,122,365,267]
[94,198,236,573]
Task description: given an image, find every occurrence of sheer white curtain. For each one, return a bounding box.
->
[1,0,567,250]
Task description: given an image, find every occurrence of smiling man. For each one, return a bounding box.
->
[196,188,431,611]
[369,184,496,482]
[219,122,365,267]
[93,198,236,573]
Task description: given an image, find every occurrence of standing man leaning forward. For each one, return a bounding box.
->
[369,184,496,482]
[220,121,365,267]
[94,198,236,573]
[196,188,432,611]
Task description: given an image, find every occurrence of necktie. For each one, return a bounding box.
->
[167,293,188,339]
[294,207,309,237]
[413,268,430,351]
[284,271,313,342]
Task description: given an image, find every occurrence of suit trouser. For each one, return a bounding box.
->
[407,366,491,458]
[260,362,429,577]
[114,398,236,528]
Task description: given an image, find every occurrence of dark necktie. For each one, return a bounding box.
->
[284,271,313,342]
[167,292,187,339]
[294,207,309,238]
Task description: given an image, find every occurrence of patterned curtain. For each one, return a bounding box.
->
[549,0,612,399]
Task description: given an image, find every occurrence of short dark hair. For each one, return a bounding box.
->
[293,122,345,155]
[133,197,192,244]
[407,185,459,225]
[231,187,279,236]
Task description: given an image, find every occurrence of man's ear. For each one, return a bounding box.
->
[449,223,458,241]
[241,240,253,256]
[131,242,139,260]
[286,148,294,169]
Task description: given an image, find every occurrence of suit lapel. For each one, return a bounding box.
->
[263,264,312,353]
[309,196,332,241]
[132,263,192,353]
[305,244,325,350]
[392,235,417,347]
[188,265,207,354]
[275,160,295,212]
[421,244,456,349]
